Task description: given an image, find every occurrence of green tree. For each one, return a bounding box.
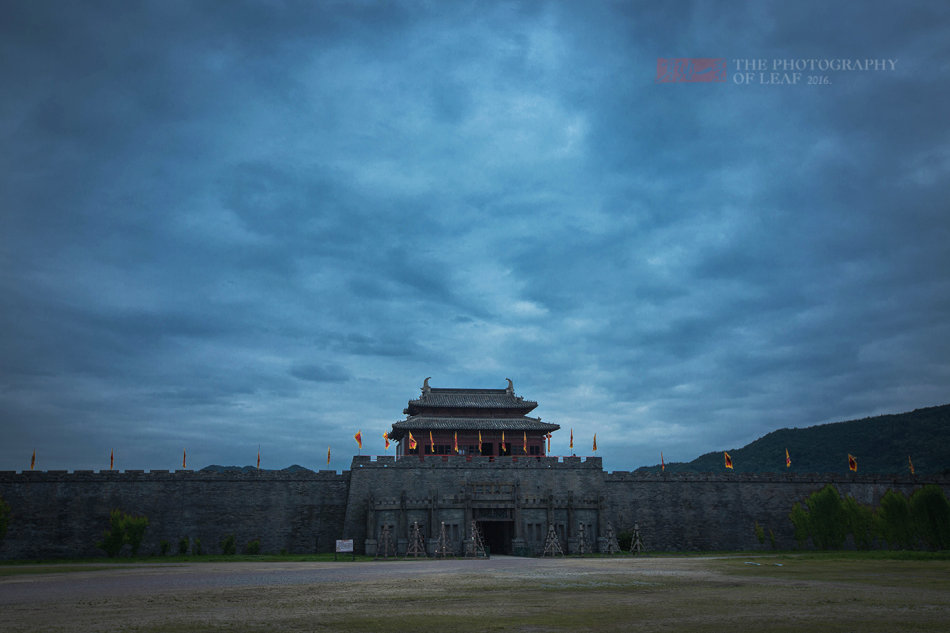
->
[123,514,149,556]
[842,496,875,550]
[875,490,916,549]
[220,534,236,555]
[909,485,950,550]
[96,509,149,557]
[805,484,848,549]
[789,502,809,548]
[98,509,127,557]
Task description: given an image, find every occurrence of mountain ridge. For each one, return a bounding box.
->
[637,403,950,475]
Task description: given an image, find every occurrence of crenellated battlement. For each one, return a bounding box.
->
[349,455,603,469]
[0,468,351,483]
[604,470,948,485]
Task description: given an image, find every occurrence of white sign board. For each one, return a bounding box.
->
[335,539,354,553]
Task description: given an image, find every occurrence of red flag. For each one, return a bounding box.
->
[409,432,417,450]
[785,448,791,468]
[183,449,187,469]
[523,432,528,454]
[593,434,597,452]
[724,451,733,470]
[327,446,331,467]
[454,431,459,453]
[110,449,114,471]
[908,455,915,475]
[31,449,36,471]
[848,454,857,472]
[661,451,665,472]
[569,428,573,450]
[383,432,390,450]
[257,446,261,469]
[354,430,363,450]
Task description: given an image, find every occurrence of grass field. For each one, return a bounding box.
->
[2,553,948,632]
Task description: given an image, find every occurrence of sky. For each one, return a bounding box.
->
[2,0,949,474]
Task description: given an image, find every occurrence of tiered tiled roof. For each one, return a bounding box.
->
[404,378,538,416]
[389,378,559,441]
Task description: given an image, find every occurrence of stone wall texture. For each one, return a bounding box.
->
[1,458,947,559]
[0,469,350,559]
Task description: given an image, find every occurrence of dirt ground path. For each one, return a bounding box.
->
[2,555,948,632]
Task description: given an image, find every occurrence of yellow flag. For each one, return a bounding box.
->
[523,431,527,454]
[724,451,733,469]
[383,432,390,450]
[593,434,597,452]
[327,446,331,467]
[354,430,363,449]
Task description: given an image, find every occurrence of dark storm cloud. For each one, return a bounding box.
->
[1,1,948,472]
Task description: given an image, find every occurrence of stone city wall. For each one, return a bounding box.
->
[0,469,350,559]
[1,461,947,559]
[605,471,950,551]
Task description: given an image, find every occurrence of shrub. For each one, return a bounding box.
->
[178,537,189,555]
[909,485,950,550]
[789,502,809,548]
[124,514,149,556]
[98,509,128,557]
[220,534,236,555]
[193,538,203,556]
[842,496,875,550]
[243,539,261,555]
[753,521,766,545]
[97,509,149,558]
[160,540,170,556]
[805,484,848,549]
[875,490,915,549]
[768,529,776,549]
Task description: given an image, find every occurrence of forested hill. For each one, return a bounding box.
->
[637,404,950,475]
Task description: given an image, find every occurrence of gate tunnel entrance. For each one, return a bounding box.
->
[477,520,513,555]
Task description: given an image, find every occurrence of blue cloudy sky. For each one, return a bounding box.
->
[2,0,948,473]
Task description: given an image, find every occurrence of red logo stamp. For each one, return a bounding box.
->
[657,58,727,83]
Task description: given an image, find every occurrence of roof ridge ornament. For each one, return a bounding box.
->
[505,378,514,394]
[422,377,432,395]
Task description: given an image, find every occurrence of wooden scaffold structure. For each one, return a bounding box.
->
[376,524,396,559]
[405,520,427,558]
[465,520,488,558]
[434,521,454,558]
[576,523,591,555]
[541,523,563,557]
[604,522,621,554]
